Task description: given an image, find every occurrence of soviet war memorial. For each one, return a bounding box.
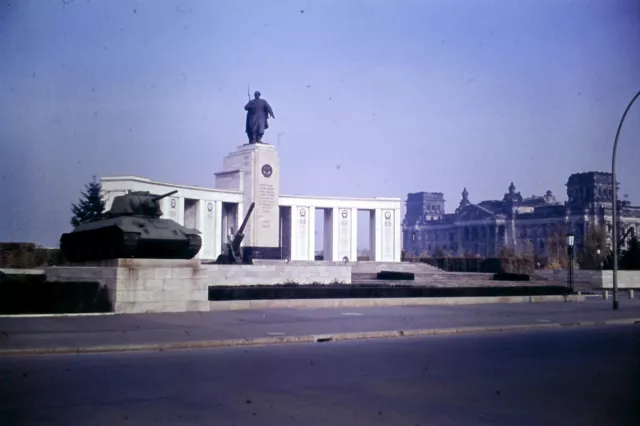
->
[97,90,402,264]
[3,89,639,317]
[2,92,410,316]
[3,3,640,424]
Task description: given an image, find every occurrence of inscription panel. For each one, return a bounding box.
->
[203,202,216,259]
[252,147,280,247]
[296,207,309,260]
[337,208,351,260]
[169,197,179,222]
[381,209,395,261]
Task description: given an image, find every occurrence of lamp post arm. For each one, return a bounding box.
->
[611,89,640,310]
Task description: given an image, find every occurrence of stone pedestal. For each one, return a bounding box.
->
[215,143,281,258]
[46,259,209,314]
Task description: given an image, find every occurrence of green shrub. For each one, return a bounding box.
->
[0,275,112,315]
[493,272,530,281]
[0,244,68,268]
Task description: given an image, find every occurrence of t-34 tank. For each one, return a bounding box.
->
[60,190,202,262]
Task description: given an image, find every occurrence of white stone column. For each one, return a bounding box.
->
[332,207,354,262]
[349,208,358,262]
[331,208,340,261]
[192,202,203,260]
[290,206,316,261]
[394,208,402,261]
[308,208,316,261]
[289,206,300,260]
[199,200,216,260]
[214,200,223,259]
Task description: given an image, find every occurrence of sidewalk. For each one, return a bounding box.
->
[1,299,639,355]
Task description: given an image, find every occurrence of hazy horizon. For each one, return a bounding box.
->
[1,0,640,248]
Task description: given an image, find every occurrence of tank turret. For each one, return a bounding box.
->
[60,189,202,262]
[107,190,178,218]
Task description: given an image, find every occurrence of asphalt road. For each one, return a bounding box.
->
[3,299,640,352]
[1,325,639,426]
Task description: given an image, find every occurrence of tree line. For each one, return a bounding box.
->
[408,223,639,271]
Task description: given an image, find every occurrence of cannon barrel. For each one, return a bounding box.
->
[215,202,256,265]
[237,202,256,235]
[151,190,178,202]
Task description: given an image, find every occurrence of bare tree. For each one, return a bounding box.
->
[545,225,568,270]
[433,245,446,258]
[578,224,608,269]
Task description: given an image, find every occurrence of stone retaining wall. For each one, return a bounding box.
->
[46,259,352,314]
[209,294,585,311]
[536,270,640,289]
[201,264,351,286]
[252,260,442,273]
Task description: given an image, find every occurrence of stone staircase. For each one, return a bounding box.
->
[349,261,442,274]
[350,265,560,288]
[250,260,558,288]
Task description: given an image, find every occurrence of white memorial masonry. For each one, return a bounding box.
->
[100,143,401,262]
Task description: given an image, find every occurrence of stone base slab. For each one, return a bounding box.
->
[209,294,585,311]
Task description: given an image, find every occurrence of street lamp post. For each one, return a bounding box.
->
[612,89,640,311]
[566,232,575,292]
[596,248,602,272]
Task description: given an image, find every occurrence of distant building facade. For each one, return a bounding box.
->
[402,172,640,257]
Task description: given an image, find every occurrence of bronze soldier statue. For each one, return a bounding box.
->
[244,91,275,144]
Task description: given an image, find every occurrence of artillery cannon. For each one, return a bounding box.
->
[60,189,202,262]
[216,202,255,264]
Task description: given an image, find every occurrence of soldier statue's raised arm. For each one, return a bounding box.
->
[244,90,275,144]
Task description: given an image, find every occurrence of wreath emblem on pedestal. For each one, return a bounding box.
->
[261,164,273,178]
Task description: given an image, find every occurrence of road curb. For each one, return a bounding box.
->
[0,312,116,319]
[1,317,639,357]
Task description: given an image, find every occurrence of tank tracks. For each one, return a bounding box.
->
[60,227,202,263]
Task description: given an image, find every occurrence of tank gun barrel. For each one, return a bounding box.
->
[152,190,178,202]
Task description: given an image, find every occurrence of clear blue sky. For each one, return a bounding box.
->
[1,0,639,248]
